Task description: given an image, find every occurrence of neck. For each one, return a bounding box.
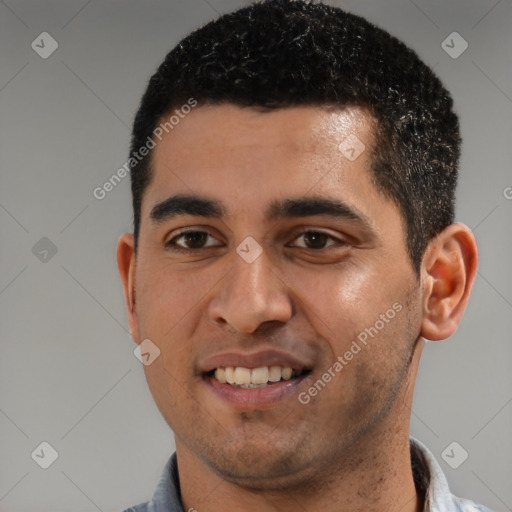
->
[177,340,425,512]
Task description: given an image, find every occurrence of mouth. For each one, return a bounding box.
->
[207,366,312,388]
[199,349,315,408]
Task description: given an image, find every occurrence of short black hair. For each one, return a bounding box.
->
[130,0,460,272]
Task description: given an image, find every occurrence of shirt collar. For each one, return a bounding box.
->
[410,437,491,512]
[146,452,184,512]
[146,438,488,512]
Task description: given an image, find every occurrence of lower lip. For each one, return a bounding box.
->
[205,374,309,409]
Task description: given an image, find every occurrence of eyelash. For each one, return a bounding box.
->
[165,228,346,253]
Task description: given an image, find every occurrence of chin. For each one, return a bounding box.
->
[200,437,317,489]
[213,461,312,491]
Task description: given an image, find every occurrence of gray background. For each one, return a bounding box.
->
[0,0,511,511]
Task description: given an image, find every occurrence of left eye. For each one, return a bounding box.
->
[290,231,343,250]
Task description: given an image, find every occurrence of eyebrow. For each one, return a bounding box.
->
[150,193,372,228]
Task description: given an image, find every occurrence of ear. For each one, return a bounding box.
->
[420,223,478,341]
[117,233,140,344]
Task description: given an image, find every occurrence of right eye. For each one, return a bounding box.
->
[165,229,223,252]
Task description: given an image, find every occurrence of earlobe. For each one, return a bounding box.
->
[420,223,478,341]
[117,233,140,343]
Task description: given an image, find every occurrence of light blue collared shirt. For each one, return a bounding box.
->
[123,437,494,512]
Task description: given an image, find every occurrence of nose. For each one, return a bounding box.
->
[207,247,293,334]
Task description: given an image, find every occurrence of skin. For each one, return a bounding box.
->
[118,104,478,512]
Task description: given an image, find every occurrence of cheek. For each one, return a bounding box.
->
[288,261,402,334]
[143,361,198,436]
[135,260,219,338]
[134,263,220,382]
[287,261,419,386]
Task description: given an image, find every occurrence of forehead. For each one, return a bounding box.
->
[147,104,379,210]
[152,103,375,161]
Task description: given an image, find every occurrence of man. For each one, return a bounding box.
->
[117,1,491,510]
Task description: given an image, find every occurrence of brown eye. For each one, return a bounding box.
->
[302,232,330,249]
[291,230,343,250]
[179,231,208,249]
[166,230,222,251]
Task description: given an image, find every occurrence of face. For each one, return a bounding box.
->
[121,104,425,487]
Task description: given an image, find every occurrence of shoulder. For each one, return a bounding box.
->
[122,505,148,512]
[410,437,495,512]
[451,496,494,512]
[122,453,184,512]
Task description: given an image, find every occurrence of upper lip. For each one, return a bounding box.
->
[199,349,314,373]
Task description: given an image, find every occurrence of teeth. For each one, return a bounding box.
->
[214,368,226,383]
[251,367,269,384]
[225,367,235,384]
[268,365,282,382]
[212,365,299,386]
[281,367,293,380]
[233,367,251,385]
